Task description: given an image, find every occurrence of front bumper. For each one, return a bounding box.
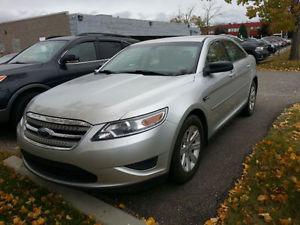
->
[17,118,177,188]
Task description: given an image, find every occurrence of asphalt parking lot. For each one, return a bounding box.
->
[0,71,299,225]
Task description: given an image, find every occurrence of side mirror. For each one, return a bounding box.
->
[203,61,234,77]
[59,54,79,66]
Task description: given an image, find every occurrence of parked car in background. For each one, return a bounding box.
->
[0,53,17,64]
[283,38,291,45]
[260,39,277,53]
[262,36,288,48]
[0,34,138,126]
[18,35,257,188]
[244,38,270,58]
[224,35,268,62]
[262,36,281,49]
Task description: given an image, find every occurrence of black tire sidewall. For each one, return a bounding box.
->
[247,82,257,115]
[169,115,204,184]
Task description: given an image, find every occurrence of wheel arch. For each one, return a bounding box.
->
[186,109,208,144]
[8,84,50,113]
[169,106,209,161]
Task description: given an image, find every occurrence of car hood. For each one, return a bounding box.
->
[28,73,194,124]
[0,63,40,75]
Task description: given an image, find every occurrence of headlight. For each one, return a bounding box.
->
[255,46,264,52]
[92,107,168,141]
[0,75,7,82]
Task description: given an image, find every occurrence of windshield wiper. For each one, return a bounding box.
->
[95,70,116,74]
[118,70,169,76]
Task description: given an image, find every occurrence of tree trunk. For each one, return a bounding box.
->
[289,20,300,60]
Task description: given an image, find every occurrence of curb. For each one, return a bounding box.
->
[3,156,145,225]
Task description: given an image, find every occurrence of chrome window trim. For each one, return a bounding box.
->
[58,49,109,65]
[65,59,108,65]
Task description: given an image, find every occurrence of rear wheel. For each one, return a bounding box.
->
[10,92,40,128]
[169,115,204,184]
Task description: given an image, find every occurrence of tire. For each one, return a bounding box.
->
[10,92,40,128]
[169,115,204,184]
[242,81,257,116]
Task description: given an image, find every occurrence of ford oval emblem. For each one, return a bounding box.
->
[37,127,54,139]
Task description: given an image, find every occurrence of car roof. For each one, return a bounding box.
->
[132,35,229,46]
[47,35,138,44]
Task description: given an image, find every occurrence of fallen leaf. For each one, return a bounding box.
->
[204,218,218,225]
[257,194,269,202]
[279,218,292,225]
[271,194,288,203]
[12,216,24,225]
[145,217,157,225]
[19,205,28,214]
[66,215,72,220]
[118,203,126,209]
[259,213,272,223]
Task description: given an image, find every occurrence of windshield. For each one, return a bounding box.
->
[100,42,202,76]
[10,40,67,64]
[0,53,16,64]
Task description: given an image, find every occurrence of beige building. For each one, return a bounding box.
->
[0,12,71,55]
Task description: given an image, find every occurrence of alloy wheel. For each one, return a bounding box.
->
[249,85,256,111]
[180,125,201,172]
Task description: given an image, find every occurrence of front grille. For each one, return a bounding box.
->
[22,150,97,183]
[24,112,91,150]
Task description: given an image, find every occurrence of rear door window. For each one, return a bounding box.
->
[98,41,124,59]
[67,42,97,62]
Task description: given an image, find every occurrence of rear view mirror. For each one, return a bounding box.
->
[203,61,233,76]
[60,54,79,65]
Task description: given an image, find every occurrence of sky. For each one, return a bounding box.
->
[0,0,258,24]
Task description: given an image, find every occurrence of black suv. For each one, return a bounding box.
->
[0,35,138,126]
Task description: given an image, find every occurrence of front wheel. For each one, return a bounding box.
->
[10,92,40,128]
[169,115,204,184]
[242,81,257,116]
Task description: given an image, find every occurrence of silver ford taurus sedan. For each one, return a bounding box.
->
[17,35,257,188]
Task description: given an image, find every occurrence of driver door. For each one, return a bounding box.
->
[202,40,237,131]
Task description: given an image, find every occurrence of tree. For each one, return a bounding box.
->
[238,24,248,39]
[170,6,196,25]
[190,15,206,29]
[170,6,205,30]
[259,23,271,37]
[201,0,223,30]
[225,0,300,60]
